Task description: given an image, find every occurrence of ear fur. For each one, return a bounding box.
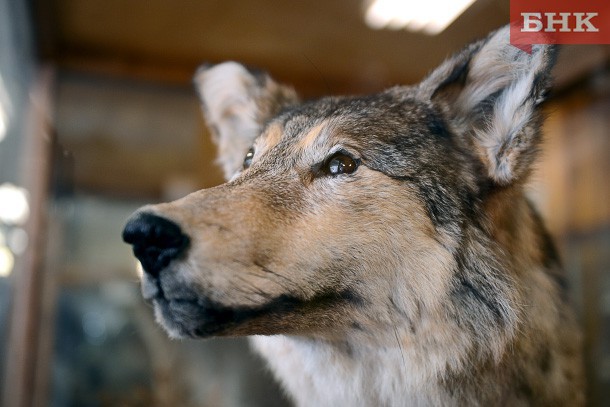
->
[194,62,299,180]
[420,26,557,185]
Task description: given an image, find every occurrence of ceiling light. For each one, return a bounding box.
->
[364,0,477,35]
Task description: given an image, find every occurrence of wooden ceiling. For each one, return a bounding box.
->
[36,0,608,198]
[40,0,510,96]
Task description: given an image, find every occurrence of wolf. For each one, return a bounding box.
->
[122,26,585,406]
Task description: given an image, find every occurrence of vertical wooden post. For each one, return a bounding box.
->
[2,67,54,407]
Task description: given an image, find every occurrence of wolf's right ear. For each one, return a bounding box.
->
[194,62,299,180]
[419,26,557,186]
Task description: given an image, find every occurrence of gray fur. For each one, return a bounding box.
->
[125,26,584,406]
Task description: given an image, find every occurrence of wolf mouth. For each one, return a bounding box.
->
[153,289,362,338]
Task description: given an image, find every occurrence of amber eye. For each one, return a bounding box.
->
[243,148,254,170]
[324,152,359,176]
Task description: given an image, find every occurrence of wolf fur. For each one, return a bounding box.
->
[123,26,584,406]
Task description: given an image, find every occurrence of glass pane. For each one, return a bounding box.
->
[0,0,35,402]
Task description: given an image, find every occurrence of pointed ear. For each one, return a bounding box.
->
[194,62,299,180]
[419,26,557,185]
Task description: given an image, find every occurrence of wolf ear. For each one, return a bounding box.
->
[194,62,299,180]
[419,26,557,185]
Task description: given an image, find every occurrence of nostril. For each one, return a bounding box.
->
[122,212,190,276]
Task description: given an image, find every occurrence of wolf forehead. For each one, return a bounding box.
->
[243,91,475,232]
[254,91,461,173]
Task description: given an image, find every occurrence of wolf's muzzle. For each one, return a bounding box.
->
[122,212,190,276]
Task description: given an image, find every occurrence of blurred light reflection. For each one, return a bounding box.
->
[0,183,30,225]
[0,73,10,143]
[0,245,14,277]
[8,227,28,255]
[82,311,107,345]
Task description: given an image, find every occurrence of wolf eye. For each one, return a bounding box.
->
[243,148,254,170]
[324,152,359,176]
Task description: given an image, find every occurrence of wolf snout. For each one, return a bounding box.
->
[122,212,190,276]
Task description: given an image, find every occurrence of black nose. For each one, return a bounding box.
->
[122,212,190,276]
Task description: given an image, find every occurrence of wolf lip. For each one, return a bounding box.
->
[154,289,362,338]
[154,295,236,337]
[141,270,201,302]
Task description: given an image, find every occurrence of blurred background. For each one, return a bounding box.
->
[0,0,608,406]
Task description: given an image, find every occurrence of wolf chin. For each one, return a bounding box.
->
[123,26,585,405]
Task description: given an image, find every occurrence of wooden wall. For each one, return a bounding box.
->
[533,72,610,405]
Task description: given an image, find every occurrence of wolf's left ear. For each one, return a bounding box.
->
[419,26,557,185]
[194,62,299,180]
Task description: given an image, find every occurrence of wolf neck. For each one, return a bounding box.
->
[251,334,460,406]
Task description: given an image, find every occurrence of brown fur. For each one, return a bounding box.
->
[123,26,584,405]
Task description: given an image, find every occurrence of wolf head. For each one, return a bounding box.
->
[123,27,557,359]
